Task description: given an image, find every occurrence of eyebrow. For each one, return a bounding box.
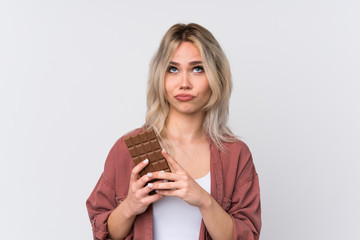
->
[169,61,203,66]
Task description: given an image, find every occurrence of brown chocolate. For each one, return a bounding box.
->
[124,129,171,177]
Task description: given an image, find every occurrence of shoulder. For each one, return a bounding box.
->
[218,139,254,175]
[222,139,252,157]
[219,139,257,189]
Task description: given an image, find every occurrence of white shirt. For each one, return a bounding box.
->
[153,172,211,240]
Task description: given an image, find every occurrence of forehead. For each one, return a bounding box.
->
[171,42,201,62]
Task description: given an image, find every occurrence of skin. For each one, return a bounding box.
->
[107,42,233,240]
[164,41,211,117]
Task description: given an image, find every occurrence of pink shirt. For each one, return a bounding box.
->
[86,128,261,240]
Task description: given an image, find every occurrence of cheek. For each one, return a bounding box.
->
[202,83,212,103]
[164,77,172,99]
[164,76,177,92]
[200,80,211,97]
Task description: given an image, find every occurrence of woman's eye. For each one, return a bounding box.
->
[168,66,178,73]
[193,66,204,73]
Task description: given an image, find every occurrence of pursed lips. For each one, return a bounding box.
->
[175,94,195,101]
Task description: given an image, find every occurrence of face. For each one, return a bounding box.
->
[164,41,211,116]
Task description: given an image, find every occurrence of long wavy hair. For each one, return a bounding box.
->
[145,23,237,151]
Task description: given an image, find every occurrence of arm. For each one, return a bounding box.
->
[106,199,135,240]
[199,194,234,240]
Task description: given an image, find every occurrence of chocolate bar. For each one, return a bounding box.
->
[124,129,171,177]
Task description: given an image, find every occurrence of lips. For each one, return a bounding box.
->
[175,93,195,101]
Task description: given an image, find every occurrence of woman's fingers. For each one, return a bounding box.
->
[136,172,155,187]
[142,190,165,203]
[153,181,179,190]
[161,149,183,172]
[150,171,178,181]
[147,172,182,189]
[154,189,180,197]
[135,172,172,195]
[125,161,169,216]
[130,159,149,182]
[135,180,157,196]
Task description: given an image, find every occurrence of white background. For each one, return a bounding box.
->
[1,0,359,239]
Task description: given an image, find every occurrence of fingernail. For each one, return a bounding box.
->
[163,180,168,183]
[147,172,153,177]
[147,183,153,188]
[143,159,149,164]
[162,149,167,154]
[160,170,165,173]
[155,190,160,193]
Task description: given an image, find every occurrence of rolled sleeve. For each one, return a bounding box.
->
[87,175,116,240]
[230,170,261,240]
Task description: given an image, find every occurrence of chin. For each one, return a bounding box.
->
[170,104,204,115]
[180,108,203,115]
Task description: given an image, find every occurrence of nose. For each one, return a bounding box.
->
[180,72,192,90]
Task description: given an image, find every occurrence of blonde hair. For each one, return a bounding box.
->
[145,23,237,151]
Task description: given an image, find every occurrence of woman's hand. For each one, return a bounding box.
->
[148,150,211,208]
[108,159,164,239]
[122,159,164,217]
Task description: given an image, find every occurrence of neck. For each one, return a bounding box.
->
[164,109,206,143]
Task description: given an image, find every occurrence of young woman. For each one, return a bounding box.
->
[86,23,261,240]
